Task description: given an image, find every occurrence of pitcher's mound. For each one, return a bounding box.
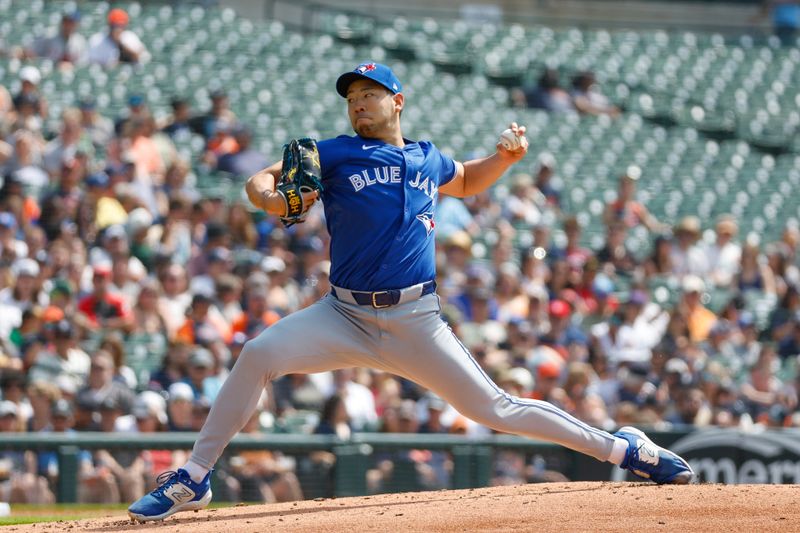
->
[11,482,800,532]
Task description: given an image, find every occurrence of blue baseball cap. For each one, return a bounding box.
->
[85,172,109,188]
[336,62,402,98]
[0,212,16,228]
[128,94,145,107]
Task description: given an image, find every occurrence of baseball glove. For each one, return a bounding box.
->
[275,138,324,227]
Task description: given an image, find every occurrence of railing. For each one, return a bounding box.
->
[0,432,565,503]
[6,427,800,502]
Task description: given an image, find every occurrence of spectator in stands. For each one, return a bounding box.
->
[777,312,800,358]
[37,399,117,503]
[666,387,711,427]
[533,152,561,210]
[130,391,182,492]
[125,114,167,187]
[643,234,675,279]
[528,358,565,405]
[28,319,90,392]
[231,287,280,340]
[75,351,135,419]
[513,68,573,113]
[226,203,258,250]
[272,373,325,415]
[596,222,637,276]
[502,173,541,226]
[182,348,224,403]
[166,382,195,431]
[77,264,134,332]
[88,8,150,68]
[735,241,777,296]
[760,0,800,45]
[702,215,742,289]
[98,332,137,389]
[162,98,193,138]
[231,408,303,502]
[603,166,662,232]
[699,320,741,381]
[0,258,43,331]
[679,275,716,343]
[570,71,620,118]
[78,98,114,151]
[157,263,191,339]
[669,216,708,279]
[740,347,792,419]
[554,216,592,270]
[12,67,47,123]
[190,89,237,140]
[149,342,191,392]
[562,362,611,428]
[29,10,88,67]
[3,130,48,192]
[333,368,378,432]
[43,108,93,178]
[0,370,30,425]
[314,393,351,439]
[452,265,499,323]
[202,122,238,168]
[217,125,268,179]
[494,262,529,322]
[131,277,168,338]
[176,291,231,347]
[113,95,149,138]
[189,246,232,297]
[0,401,55,504]
[765,241,797,298]
[0,83,14,134]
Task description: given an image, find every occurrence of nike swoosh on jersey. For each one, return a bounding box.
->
[362,145,380,150]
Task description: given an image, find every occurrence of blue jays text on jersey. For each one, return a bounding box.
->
[316,135,457,291]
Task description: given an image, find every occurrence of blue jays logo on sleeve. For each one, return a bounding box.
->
[416,212,435,236]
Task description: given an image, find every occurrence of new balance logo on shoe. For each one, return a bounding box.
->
[637,439,660,466]
[164,484,194,505]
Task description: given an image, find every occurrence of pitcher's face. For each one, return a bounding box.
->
[346,79,402,138]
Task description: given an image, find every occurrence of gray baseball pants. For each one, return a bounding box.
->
[188,292,617,469]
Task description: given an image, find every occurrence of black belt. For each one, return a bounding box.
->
[331,280,437,309]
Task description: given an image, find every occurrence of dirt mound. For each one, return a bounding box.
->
[7,483,800,533]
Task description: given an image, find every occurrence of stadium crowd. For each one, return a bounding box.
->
[1,6,800,505]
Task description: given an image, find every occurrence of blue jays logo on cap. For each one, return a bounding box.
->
[336,62,403,97]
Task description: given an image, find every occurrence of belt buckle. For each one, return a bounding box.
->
[371,291,391,309]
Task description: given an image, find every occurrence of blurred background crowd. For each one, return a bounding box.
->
[0,1,799,506]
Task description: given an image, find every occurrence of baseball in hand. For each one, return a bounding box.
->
[499,128,523,151]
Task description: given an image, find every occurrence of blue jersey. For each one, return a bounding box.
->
[317,135,457,291]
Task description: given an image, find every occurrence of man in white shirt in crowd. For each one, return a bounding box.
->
[30,10,88,67]
[703,215,742,289]
[669,215,709,280]
[88,8,149,68]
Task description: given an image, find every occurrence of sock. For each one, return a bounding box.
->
[608,436,629,466]
[181,461,210,484]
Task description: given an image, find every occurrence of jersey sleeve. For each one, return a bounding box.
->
[431,143,457,186]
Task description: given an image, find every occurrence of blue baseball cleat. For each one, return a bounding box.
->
[614,426,694,484]
[128,469,213,522]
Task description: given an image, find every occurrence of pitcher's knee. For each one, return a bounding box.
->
[236,337,280,373]
[457,394,518,431]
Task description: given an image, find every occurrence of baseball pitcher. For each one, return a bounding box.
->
[129,62,693,522]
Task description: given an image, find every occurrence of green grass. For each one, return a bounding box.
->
[0,502,239,526]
